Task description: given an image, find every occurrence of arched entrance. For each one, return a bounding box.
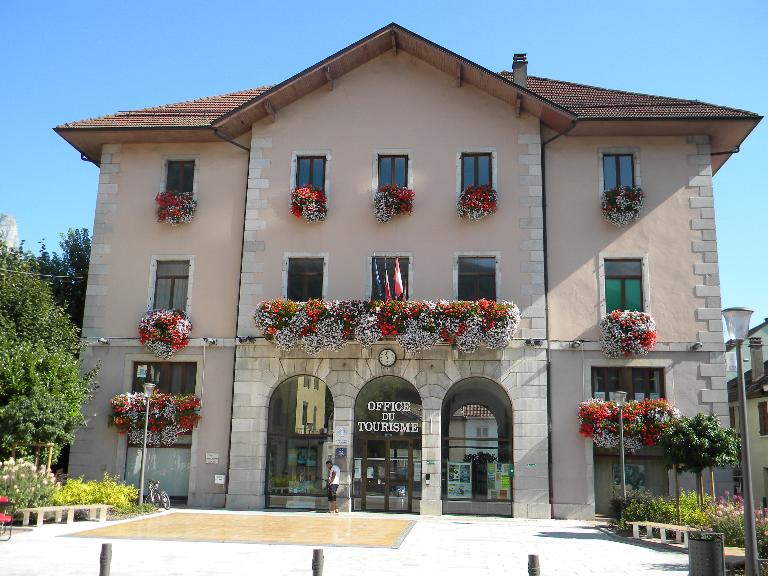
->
[266,375,334,510]
[353,376,422,513]
[442,377,514,516]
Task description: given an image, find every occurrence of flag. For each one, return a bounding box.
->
[383,259,392,301]
[394,257,404,299]
[373,258,384,300]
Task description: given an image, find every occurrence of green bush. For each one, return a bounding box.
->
[0,458,58,507]
[52,473,138,511]
[613,489,709,529]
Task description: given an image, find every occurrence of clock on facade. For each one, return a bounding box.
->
[378,348,396,367]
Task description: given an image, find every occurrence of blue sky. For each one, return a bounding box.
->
[1,0,766,324]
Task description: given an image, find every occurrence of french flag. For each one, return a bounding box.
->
[394,258,404,300]
[383,259,392,301]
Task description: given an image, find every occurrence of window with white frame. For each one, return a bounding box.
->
[153,260,190,311]
[457,256,497,300]
[287,258,324,301]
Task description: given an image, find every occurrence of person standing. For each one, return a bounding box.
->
[325,459,340,513]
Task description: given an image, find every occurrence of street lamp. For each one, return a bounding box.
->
[611,390,628,511]
[723,307,758,576]
[138,381,156,505]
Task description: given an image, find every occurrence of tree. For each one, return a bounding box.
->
[660,413,739,510]
[0,246,96,459]
[36,228,90,329]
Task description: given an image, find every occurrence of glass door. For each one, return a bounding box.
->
[362,440,386,511]
[361,439,413,512]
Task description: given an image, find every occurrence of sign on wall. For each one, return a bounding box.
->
[334,425,350,445]
[357,401,420,434]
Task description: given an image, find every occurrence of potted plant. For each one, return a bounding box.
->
[601,186,644,227]
[291,185,327,222]
[457,185,497,220]
[578,397,678,451]
[155,190,197,225]
[374,185,414,223]
[139,309,192,359]
[600,310,657,358]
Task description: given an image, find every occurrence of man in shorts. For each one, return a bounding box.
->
[325,459,340,513]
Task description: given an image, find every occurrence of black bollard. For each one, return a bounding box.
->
[312,549,324,576]
[99,543,112,576]
[528,554,540,576]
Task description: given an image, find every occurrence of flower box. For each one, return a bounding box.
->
[601,186,644,227]
[155,191,197,225]
[109,392,201,447]
[600,310,656,358]
[578,398,678,451]
[254,298,520,355]
[374,185,414,223]
[457,185,497,220]
[291,186,327,222]
[139,309,192,359]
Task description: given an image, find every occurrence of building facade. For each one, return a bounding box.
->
[56,24,761,518]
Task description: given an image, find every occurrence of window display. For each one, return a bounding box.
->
[267,376,334,509]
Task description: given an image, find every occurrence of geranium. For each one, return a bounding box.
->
[578,398,678,452]
[155,190,197,225]
[601,186,644,227]
[600,310,657,358]
[139,309,192,359]
[457,185,497,220]
[374,185,414,223]
[291,185,327,222]
[109,392,201,447]
[254,298,520,354]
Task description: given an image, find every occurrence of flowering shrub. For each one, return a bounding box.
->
[109,392,201,447]
[617,489,708,530]
[457,185,497,220]
[254,298,520,355]
[52,473,138,511]
[374,185,414,223]
[0,458,57,508]
[601,186,644,227]
[600,310,657,358]
[155,191,197,225]
[578,398,678,451]
[291,186,327,222]
[139,309,192,359]
[705,493,768,557]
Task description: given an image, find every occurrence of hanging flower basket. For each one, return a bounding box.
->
[109,392,201,447]
[254,298,520,355]
[139,309,192,359]
[155,191,197,225]
[600,310,657,358]
[601,186,644,227]
[374,185,414,223]
[457,185,497,220]
[578,398,678,452]
[291,186,327,222]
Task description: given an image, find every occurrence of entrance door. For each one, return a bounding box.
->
[361,438,413,512]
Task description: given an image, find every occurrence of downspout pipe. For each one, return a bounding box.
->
[540,119,576,518]
[214,128,251,152]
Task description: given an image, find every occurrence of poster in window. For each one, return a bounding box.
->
[447,461,472,499]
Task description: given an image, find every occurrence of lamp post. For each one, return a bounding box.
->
[611,390,628,511]
[723,307,758,576]
[138,381,156,505]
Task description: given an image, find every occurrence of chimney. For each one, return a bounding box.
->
[750,337,764,382]
[512,53,528,88]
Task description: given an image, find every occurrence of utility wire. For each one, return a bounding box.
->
[0,267,86,280]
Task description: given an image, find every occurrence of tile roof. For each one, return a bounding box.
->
[57,71,758,131]
[502,73,757,120]
[58,87,270,129]
[460,404,494,419]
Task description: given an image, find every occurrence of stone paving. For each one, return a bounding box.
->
[1,509,689,575]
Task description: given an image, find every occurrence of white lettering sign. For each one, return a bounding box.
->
[357,400,419,434]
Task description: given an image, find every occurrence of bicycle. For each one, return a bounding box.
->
[144,479,171,510]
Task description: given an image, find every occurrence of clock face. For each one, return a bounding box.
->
[379,348,396,367]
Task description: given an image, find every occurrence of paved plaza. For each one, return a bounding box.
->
[2,509,689,575]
